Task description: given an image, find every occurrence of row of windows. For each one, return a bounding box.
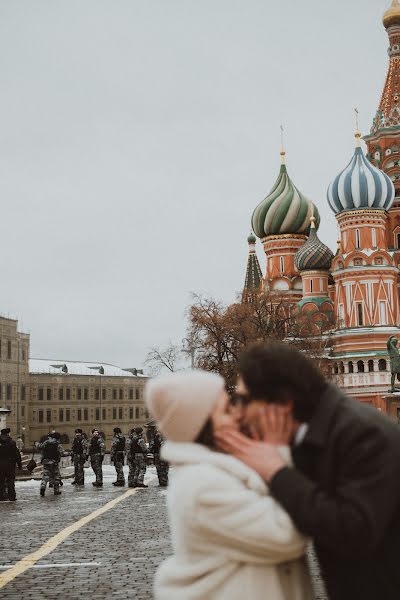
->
[37,387,142,402]
[0,384,26,401]
[0,339,27,361]
[4,404,26,417]
[333,359,387,374]
[37,406,145,424]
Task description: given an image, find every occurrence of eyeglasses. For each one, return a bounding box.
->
[229,392,252,408]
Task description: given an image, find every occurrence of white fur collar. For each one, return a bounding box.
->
[162,440,273,494]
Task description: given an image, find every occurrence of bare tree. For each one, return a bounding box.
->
[187,292,334,388]
[145,342,182,375]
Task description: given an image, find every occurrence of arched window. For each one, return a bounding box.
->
[357,360,365,373]
[333,363,339,374]
[348,361,354,373]
[339,362,345,374]
[368,360,374,372]
[378,359,387,372]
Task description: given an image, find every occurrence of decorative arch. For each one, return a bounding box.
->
[271,279,290,291]
[369,249,393,265]
[378,359,387,372]
[343,252,368,269]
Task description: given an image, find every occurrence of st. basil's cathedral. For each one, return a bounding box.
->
[244,1,400,420]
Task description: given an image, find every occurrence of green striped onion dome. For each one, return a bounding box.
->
[295,219,334,272]
[252,160,320,238]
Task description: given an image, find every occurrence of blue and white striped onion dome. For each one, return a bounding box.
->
[327,145,394,214]
[252,156,320,238]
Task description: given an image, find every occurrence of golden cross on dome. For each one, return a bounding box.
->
[354,107,361,146]
[280,124,286,163]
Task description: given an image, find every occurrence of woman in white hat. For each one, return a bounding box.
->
[145,370,313,600]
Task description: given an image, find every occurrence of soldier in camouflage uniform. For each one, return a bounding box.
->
[71,428,88,486]
[126,428,138,488]
[150,428,169,487]
[111,427,126,486]
[129,427,148,488]
[89,428,105,487]
[39,432,63,496]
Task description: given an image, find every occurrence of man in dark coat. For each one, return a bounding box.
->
[0,428,22,501]
[217,342,400,600]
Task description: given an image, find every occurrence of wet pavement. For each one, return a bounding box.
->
[1,465,328,599]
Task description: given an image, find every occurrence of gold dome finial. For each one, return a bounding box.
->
[280,124,286,164]
[310,205,316,229]
[354,107,361,147]
[383,0,400,29]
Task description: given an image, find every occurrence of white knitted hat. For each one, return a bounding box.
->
[144,370,225,442]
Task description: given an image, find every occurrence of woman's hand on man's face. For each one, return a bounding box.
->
[214,430,287,483]
[245,403,294,445]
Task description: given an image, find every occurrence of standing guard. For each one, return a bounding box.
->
[89,428,105,487]
[39,432,63,496]
[130,427,148,488]
[111,427,126,486]
[0,428,22,501]
[71,428,88,486]
[150,429,169,487]
[126,428,138,488]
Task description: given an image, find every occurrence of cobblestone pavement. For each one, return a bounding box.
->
[1,465,328,599]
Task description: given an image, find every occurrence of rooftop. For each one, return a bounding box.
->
[29,358,148,378]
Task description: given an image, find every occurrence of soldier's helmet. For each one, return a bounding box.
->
[134,427,143,434]
[52,432,61,440]
[75,428,83,434]
[113,427,122,434]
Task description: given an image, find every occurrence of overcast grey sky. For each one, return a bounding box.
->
[0,0,392,367]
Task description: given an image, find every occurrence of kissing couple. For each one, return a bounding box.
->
[145,342,400,600]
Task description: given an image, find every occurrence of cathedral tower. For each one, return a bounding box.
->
[251,151,320,303]
[364,0,400,267]
[294,216,334,333]
[242,233,263,301]
[328,129,400,408]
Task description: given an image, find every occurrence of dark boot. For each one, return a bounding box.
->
[54,490,61,496]
[112,481,125,487]
[71,481,77,485]
[136,483,148,488]
[40,488,45,497]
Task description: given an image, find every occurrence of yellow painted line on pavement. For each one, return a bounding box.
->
[0,475,156,589]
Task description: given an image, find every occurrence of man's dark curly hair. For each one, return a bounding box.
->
[238,342,327,422]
